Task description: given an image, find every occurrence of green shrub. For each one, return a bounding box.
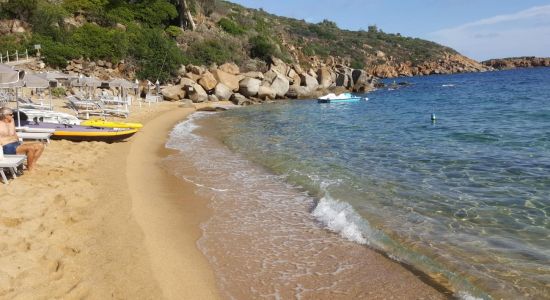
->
[218,18,245,35]
[30,1,69,37]
[31,34,79,68]
[165,25,182,38]
[249,35,276,61]
[0,0,38,21]
[128,27,184,82]
[50,87,66,97]
[69,23,129,62]
[133,0,178,27]
[350,58,364,70]
[62,0,108,14]
[105,6,136,24]
[185,39,240,66]
[302,42,329,57]
[0,34,29,54]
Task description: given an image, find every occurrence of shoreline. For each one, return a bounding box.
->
[126,104,220,299]
[2,98,451,299]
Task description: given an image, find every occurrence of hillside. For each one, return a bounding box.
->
[0,0,488,83]
[482,57,550,70]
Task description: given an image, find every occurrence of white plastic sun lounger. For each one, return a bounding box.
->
[0,155,26,184]
[17,132,52,143]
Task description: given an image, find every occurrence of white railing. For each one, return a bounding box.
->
[0,49,29,64]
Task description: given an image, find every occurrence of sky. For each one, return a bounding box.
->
[229,0,550,61]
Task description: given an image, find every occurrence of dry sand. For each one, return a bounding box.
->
[0,100,223,299]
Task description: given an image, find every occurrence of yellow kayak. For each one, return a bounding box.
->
[80,119,143,129]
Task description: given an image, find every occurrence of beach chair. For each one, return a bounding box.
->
[0,154,26,184]
[97,102,129,118]
[144,94,161,104]
[67,96,105,119]
[17,97,52,110]
[17,132,52,144]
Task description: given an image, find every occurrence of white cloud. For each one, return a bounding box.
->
[428,5,550,61]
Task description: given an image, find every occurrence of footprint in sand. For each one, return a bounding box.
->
[0,217,23,228]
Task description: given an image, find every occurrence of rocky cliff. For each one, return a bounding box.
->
[482,57,550,70]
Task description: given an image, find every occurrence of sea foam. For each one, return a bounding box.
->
[312,194,373,246]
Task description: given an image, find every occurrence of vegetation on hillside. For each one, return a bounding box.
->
[0,0,459,82]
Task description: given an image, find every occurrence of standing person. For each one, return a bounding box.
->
[0,107,44,171]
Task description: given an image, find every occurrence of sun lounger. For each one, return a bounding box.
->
[67,97,105,119]
[17,132,52,144]
[17,97,52,110]
[144,94,161,103]
[97,102,129,118]
[0,155,26,184]
[17,127,56,133]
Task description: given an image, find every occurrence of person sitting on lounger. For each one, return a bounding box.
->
[0,107,44,171]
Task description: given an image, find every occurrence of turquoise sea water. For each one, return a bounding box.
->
[168,68,550,299]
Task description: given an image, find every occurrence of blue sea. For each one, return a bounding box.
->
[166,68,550,299]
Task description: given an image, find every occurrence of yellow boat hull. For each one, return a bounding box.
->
[80,119,143,129]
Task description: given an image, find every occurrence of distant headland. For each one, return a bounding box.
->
[482,57,550,70]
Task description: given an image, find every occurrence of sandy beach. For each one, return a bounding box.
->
[0,98,450,299]
[0,100,221,299]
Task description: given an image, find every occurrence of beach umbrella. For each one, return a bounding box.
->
[24,73,52,109]
[109,78,134,99]
[0,64,25,126]
[71,75,101,98]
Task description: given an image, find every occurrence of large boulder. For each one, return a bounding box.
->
[187,64,205,75]
[218,62,240,75]
[263,70,278,84]
[198,71,218,91]
[269,57,289,75]
[239,77,262,97]
[300,73,319,91]
[352,70,375,92]
[335,72,349,87]
[270,74,290,98]
[185,83,208,103]
[257,86,276,100]
[179,77,196,86]
[242,71,264,80]
[214,83,232,100]
[184,72,201,82]
[161,85,185,101]
[208,94,219,102]
[230,93,253,106]
[317,67,333,88]
[211,69,240,92]
[287,85,317,99]
[287,69,301,86]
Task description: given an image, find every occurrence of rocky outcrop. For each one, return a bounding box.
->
[60,55,378,106]
[0,19,28,34]
[218,62,240,75]
[482,57,550,69]
[364,53,489,78]
[257,86,276,100]
[211,69,240,92]
[161,85,185,101]
[214,83,232,100]
[239,77,261,97]
[198,71,217,91]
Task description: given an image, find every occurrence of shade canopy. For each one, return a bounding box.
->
[0,64,25,87]
[71,76,102,87]
[109,78,136,89]
[24,73,50,88]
